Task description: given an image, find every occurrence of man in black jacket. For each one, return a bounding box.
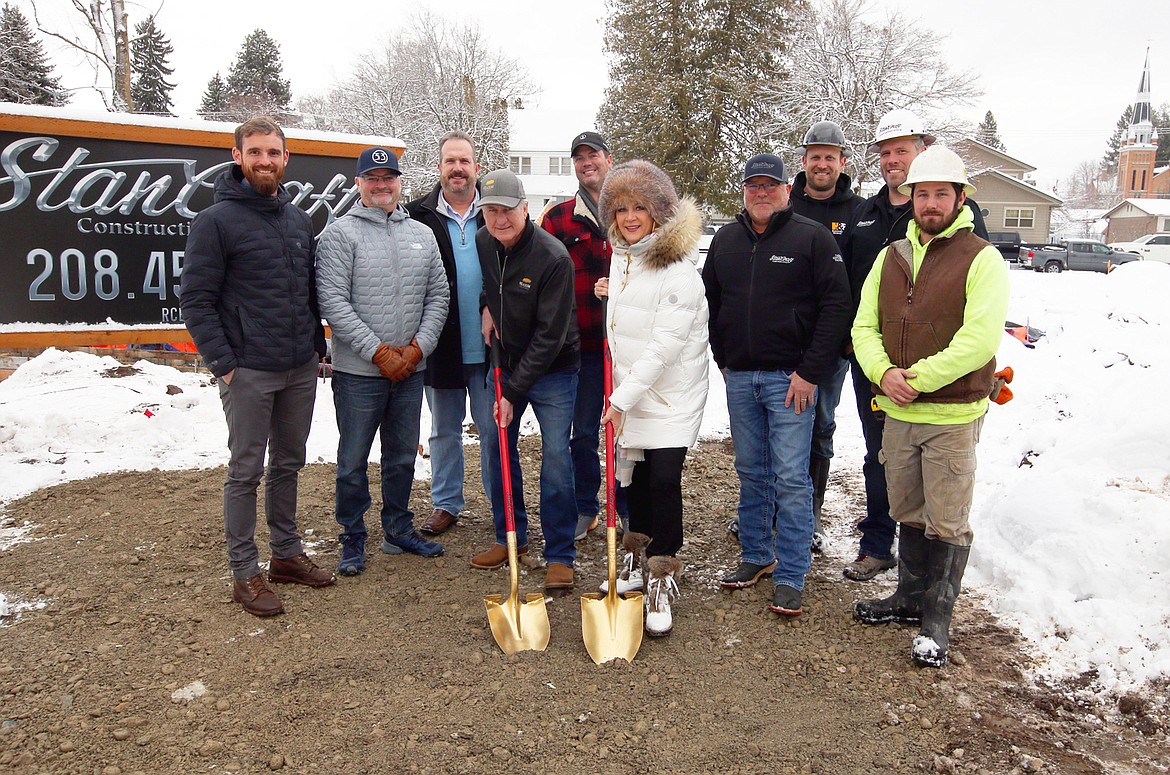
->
[472,169,581,592]
[181,117,334,618]
[405,131,492,538]
[789,121,864,553]
[839,109,990,583]
[703,153,851,616]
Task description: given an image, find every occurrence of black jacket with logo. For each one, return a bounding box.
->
[702,207,851,385]
[477,220,580,404]
[789,170,865,249]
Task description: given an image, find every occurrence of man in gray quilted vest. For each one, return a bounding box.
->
[316,147,450,576]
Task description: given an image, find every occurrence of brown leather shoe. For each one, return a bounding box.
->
[268,554,337,587]
[421,508,458,535]
[232,574,284,617]
[470,543,528,569]
[545,562,574,590]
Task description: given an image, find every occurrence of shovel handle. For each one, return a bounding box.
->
[491,340,517,535]
[603,340,617,531]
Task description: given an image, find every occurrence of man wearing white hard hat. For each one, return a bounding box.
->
[839,109,989,584]
[849,145,1009,668]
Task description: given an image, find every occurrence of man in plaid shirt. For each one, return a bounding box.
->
[538,131,628,541]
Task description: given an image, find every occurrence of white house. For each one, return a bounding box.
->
[508,108,597,215]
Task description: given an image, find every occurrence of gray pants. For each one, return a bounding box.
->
[218,359,318,579]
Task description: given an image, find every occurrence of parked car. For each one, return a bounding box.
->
[988,231,1023,262]
[1020,239,1140,273]
[1107,234,1170,264]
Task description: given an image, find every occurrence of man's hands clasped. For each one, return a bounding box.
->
[373,340,424,382]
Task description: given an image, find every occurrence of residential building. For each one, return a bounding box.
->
[1103,198,1170,242]
[507,108,595,216]
[952,138,1063,245]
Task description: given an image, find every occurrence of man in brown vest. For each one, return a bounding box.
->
[849,146,1009,667]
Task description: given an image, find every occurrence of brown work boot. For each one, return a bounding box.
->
[232,574,284,617]
[470,543,528,570]
[268,553,337,587]
[421,508,458,535]
[545,562,574,590]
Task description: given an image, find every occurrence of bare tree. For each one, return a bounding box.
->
[30,0,134,110]
[764,0,982,185]
[297,14,536,197]
[1055,158,1116,210]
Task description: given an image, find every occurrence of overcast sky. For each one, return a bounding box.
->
[23,0,1165,191]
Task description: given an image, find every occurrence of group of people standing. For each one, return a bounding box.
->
[181,107,1007,668]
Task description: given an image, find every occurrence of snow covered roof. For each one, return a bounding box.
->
[1102,198,1170,218]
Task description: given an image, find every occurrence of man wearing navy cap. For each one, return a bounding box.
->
[316,146,450,575]
[702,153,851,616]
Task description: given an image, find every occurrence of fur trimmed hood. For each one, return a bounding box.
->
[609,196,703,270]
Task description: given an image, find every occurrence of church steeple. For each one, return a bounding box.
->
[1118,48,1159,198]
[1127,48,1157,147]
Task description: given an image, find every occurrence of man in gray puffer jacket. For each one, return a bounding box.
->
[316,147,450,575]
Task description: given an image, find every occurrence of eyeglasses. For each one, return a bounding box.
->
[743,181,782,193]
[360,174,398,184]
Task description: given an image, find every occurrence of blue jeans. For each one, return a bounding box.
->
[485,367,578,566]
[425,362,496,515]
[811,356,850,461]
[573,350,629,520]
[332,370,423,541]
[849,355,894,559]
[725,369,815,590]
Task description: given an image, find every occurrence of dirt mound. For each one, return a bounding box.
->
[0,440,1165,773]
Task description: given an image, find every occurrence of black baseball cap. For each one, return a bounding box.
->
[356,147,400,176]
[743,153,786,183]
[571,131,609,155]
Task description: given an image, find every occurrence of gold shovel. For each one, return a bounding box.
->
[485,344,549,654]
[581,339,643,664]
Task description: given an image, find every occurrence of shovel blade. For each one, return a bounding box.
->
[485,593,550,655]
[580,592,644,664]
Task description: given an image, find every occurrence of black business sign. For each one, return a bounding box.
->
[0,116,376,325]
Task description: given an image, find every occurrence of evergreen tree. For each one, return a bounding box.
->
[223,29,292,119]
[975,110,1005,151]
[0,3,67,105]
[598,0,796,214]
[130,15,175,116]
[198,72,228,119]
[1101,105,1132,177]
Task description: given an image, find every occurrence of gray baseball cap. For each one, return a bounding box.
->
[479,168,526,208]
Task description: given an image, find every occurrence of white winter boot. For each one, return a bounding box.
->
[644,556,682,637]
[600,530,649,594]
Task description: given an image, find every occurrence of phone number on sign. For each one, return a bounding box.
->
[27,248,184,304]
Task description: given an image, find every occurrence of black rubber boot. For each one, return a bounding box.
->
[912,540,970,668]
[854,524,928,625]
[809,455,831,553]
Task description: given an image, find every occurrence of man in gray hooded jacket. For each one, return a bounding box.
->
[316,147,450,575]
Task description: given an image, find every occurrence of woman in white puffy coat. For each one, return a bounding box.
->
[594,160,709,637]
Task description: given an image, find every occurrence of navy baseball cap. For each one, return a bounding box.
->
[356,147,400,176]
[743,153,786,183]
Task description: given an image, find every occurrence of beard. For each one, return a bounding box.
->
[913,202,963,238]
[243,163,284,196]
[441,171,474,198]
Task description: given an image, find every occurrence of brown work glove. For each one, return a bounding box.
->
[372,343,406,379]
[386,339,423,382]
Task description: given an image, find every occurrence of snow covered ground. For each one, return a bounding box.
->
[1,263,1168,696]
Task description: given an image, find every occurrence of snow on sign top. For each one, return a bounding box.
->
[0,102,405,150]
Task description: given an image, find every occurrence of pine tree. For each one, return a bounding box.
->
[975,110,1005,151]
[1101,105,1133,177]
[223,29,292,119]
[198,72,228,119]
[130,15,175,116]
[598,0,796,214]
[0,3,67,105]
[1156,103,1169,168]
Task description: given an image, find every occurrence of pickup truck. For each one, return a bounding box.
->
[1107,234,1170,264]
[1020,239,1140,273]
[987,231,1023,262]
